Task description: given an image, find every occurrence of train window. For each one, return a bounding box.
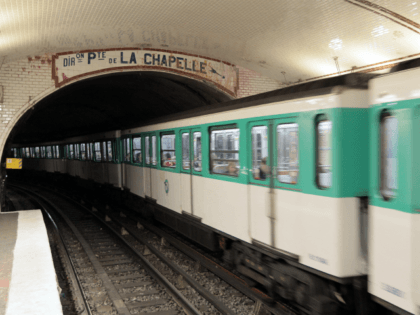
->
[80,143,86,160]
[75,144,80,160]
[86,143,90,160]
[161,134,176,168]
[94,142,101,162]
[193,132,202,172]
[52,146,56,158]
[35,147,40,158]
[107,141,113,162]
[88,143,93,161]
[152,135,157,165]
[25,147,30,158]
[380,114,398,199]
[210,128,240,177]
[69,144,74,159]
[251,126,269,180]
[145,136,150,164]
[12,148,17,158]
[41,146,46,158]
[316,119,332,188]
[123,138,130,162]
[30,147,35,158]
[182,133,190,170]
[277,123,299,184]
[133,137,142,164]
[102,141,107,162]
[46,146,52,158]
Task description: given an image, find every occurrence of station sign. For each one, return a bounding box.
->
[6,158,22,169]
[52,49,239,97]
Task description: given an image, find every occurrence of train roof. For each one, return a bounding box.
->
[138,73,375,128]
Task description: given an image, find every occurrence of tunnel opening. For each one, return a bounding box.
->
[1,71,232,208]
[7,71,233,146]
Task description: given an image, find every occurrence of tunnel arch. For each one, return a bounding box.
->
[2,68,233,162]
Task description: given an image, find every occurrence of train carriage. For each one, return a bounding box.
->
[64,131,122,187]
[117,76,373,314]
[368,66,420,315]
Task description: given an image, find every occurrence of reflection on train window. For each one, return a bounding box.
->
[80,143,86,160]
[133,137,142,164]
[46,146,52,159]
[102,141,107,162]
[35,147,40,158]
[251,126,268,181]
[87,143,92,161]
[381,115,398,199]
[316,120,332,188]
[210,128,239,177]
[30,147,35,158]
[56,145,60,159]
[277,123,299,184]
[25,147,30,158]
[123,138,130,162]
[152,135,157,166]
[193,132,202,172]
[182,133,190,170]
[41,146,46,158]
[161,134,176,168]
[106,140,113,162]
[13,148,17,158]
[75,144,80,160]
[69,144,74,159]
[94,142,101,162]
[145,136,150,164]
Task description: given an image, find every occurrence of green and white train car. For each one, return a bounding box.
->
[119,76,372,314]
[368,66,420,315]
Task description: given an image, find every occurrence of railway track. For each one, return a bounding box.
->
[9,183,261,315]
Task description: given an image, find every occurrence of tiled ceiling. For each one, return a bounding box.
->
[1,0,420,83]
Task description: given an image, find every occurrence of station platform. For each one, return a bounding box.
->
[0,210,62,315]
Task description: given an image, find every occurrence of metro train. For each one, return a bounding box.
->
[10,62,420,315]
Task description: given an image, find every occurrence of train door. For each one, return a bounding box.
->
[180,128,202,214]
[248,118,299,248]
[248,120,274,246]
[122,137,130,188]
[144,132,157,199]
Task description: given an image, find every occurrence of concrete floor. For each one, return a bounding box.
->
[0,210,62,315]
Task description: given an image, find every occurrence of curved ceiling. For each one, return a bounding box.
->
[1,1,420,83]
[10,72,231,144]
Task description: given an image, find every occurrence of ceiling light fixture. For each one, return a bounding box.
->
[371,25,389,37]
[329,38,343,50]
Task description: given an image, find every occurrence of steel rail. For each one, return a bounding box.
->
[51,186,237,315]
[115,208,298,315]
[17,183,203,315]
[101,212,237,315]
